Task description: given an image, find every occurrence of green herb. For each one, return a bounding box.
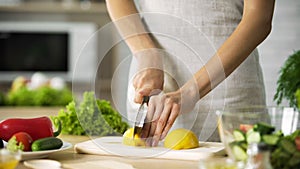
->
[6,86,73,106]
[274,50,300,108]
[296,89,300,109]
[230,123,300,169]
[51,91,129,136]
[270,130,300,169]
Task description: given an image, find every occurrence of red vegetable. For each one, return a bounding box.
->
[8,132,33,151]
[0,116,61,142]
[239,124,254,133]
[295,136,300,151]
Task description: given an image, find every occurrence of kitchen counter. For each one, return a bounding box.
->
[16,135,200,169]
[0,107,223,169]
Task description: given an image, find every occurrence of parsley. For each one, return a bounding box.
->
[274,50,300,108]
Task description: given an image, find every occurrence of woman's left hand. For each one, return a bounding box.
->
[141,80,200,147]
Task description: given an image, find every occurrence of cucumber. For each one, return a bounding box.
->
[262,134,280,145]
[231,144,248,161]
[233,129,245,142]
[253,122,275,135]
[31,137,63,151]
[246,131,261,144]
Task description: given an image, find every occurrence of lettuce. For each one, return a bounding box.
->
[51,91,129,136]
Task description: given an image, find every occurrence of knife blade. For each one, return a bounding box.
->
[133,96,150,137]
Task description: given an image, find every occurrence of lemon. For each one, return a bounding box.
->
[164,128,199,150]
[122,128,146,146]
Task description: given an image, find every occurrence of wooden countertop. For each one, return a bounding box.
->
[15,135,200,169]
[0,1,107,14]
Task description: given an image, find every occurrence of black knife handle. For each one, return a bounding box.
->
[142,96,150,104]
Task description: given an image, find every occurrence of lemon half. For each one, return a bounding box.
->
[164,128,199,150]
[122,128,146,146]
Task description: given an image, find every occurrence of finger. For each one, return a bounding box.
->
[140,101,155,138]
[151,100,172,147]
[134,87,152,103]
[147,97,164,145]
[160,103,180,140]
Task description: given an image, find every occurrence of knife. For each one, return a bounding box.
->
[133,96,150,137]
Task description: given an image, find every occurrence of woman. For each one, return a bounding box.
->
[105,0,275,146]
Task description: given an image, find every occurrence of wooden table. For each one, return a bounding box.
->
[15,135,200,169]
[0,107,217,169]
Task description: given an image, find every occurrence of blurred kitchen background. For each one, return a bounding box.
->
[0,0,299,109]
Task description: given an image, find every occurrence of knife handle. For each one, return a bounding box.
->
[142,96,150,104]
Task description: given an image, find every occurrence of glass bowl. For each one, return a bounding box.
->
[199,157,245,169]
[216,106,299,162]
[0,149,21,169]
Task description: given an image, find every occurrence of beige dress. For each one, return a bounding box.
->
[127,0,266,141]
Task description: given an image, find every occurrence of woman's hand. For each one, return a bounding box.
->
[133,68,164,103]
[141,80,200,147]
[133,49,164,103]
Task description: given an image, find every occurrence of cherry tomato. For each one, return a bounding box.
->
[12,132,33,151]
[239,124,253,133]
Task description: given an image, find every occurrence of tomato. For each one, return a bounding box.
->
[239,124,254,133]
[12,132,33,151]
[295,136,300,151]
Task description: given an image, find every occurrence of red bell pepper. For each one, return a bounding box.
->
[0,116,61,142]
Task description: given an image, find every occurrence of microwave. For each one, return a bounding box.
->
[0,21,98,82]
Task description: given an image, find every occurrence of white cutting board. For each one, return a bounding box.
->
[74,137,225,161]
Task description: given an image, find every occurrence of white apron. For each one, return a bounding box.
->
[126,0,266,142]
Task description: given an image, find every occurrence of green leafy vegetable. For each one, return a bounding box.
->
[51,91,129,136]
[296,89,300,109]
[7,137,24,152]
[274,50,300,108]
[6,86,73,106]
[230,123,300,169]
[52,101,86,135]
[6,87,35,106]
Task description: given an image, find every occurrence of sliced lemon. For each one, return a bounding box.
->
[122,128,146,146]
[164,128,199,150]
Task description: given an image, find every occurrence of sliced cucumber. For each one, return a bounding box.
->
[246,131,261,144]
[233,129,246,142]
[262,134,280,145]
[253,122,275,135]
[232,144,248,161]
[274,130,284,137]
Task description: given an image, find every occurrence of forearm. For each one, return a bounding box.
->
[106,0,156,53]
[186,0,275,99]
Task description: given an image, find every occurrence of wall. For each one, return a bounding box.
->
[259,0,300,106]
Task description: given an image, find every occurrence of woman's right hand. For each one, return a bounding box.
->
[133,68,164,104]
[132,49,164,103]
